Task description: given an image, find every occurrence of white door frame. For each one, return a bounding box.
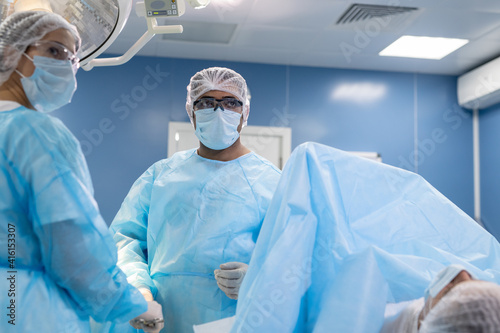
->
[168,121,292,168]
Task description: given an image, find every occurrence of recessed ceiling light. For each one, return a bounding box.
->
[379,35,469,60]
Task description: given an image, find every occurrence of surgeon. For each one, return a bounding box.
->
[96,67,281,332]
[0,11,163,332]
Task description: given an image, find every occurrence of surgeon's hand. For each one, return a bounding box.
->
[129,300,164,333]
[214,262,248,300]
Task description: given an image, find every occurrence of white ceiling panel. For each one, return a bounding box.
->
[247,0,348,30]
[234,26,317,50]
[404,8,500,39]
[154,40,302,64]
[479,24,500,41]
[452,39,500,63]
[310,30,405,56]
[184,0,254,23]
[292,51,479,75]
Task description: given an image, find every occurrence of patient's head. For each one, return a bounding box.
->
[419,280,500,332]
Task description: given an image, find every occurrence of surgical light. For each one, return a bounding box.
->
[0,0,211,70]
[1,0,126,69]
[13,0,52,12]
[379,35,469,60]
[84,0,210,70]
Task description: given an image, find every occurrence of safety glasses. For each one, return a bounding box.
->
[30,40,79,68]
[193,97,243,112]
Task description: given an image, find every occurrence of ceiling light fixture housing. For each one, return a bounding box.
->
[83,0,208,70]
[1,0,211,70]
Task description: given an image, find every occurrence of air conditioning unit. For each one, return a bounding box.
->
[458,56,500,110]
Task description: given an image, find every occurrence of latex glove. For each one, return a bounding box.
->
[129,300,164,333]
[214,262,248,300]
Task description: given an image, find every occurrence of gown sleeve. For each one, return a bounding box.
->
[109,162,160,295]
[22,114,147,323]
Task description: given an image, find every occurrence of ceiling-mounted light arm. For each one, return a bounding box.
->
[146,15,184,35]
[81,20,183,70]
[82,0,188,71]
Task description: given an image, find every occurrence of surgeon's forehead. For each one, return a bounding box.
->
[199,90,237,99]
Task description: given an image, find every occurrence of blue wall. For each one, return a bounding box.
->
[52,55,476,236]
[480,105,500,238]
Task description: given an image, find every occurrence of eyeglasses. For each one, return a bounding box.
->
[193,97,243,112]
[29,41,79,67]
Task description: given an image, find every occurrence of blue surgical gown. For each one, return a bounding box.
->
[0,105,147,333]
[231,142,500,333]
[99,149,281,333]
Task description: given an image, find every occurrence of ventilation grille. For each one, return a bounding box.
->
[337,4,418,25]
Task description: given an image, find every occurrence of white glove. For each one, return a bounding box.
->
[214,262,248,300]
[129,300,164,333]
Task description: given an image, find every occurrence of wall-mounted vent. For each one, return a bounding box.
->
[336,4,418,25]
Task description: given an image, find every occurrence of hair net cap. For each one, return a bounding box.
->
[0,10,81,86]
[419,281,500,333]
[186,67,250,127]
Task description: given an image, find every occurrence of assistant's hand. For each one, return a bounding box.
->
[129,300,164,333]
[214,262,248,300]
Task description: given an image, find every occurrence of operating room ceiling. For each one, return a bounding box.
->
[101,0,500,75]
[4,0,500,76]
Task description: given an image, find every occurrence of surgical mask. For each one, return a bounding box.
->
[16,54,77,113]
[424,264,473,300]
[194,107,242,150]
